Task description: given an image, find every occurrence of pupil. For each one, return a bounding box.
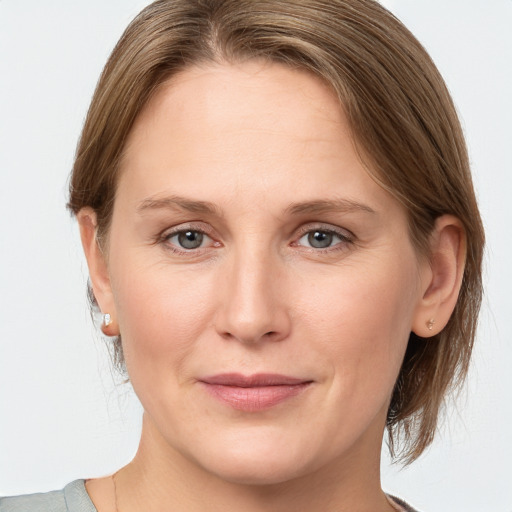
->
[178,231,203,249]
[308,231,332,248]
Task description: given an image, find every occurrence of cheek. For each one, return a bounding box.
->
[109,256,217,385]
[296,256,418,401]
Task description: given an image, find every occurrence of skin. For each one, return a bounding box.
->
[80,61,465,512]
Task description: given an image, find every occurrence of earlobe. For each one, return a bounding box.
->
[77,208,119,335]
[101,312,119,337]
[412,215,466,338]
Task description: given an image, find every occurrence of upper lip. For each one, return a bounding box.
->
[200,373,311,387]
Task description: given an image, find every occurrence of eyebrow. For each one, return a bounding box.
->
[136,195,376,217]
[137,195,223,217]
[285,198,376,216]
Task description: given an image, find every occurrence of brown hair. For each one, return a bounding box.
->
[68,0,484,464]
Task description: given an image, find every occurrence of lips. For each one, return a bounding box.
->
[199,373,313,412]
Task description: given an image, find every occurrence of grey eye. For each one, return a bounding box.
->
[298,229,346,249]
[308,231,333,248]
[176,230,205,249]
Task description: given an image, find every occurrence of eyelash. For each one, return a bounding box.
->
[158,223,354,255]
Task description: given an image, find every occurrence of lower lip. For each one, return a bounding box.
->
[200,383,311,412]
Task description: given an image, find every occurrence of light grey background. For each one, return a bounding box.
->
[1,1,511,510]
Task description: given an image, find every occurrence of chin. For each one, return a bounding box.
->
[185,432,320,486]
[205,456,310,486]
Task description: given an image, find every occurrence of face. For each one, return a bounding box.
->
[97,62,430,484]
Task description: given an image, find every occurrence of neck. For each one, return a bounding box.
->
[112,413,394,512]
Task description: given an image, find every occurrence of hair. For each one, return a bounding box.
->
[68,0,484,464]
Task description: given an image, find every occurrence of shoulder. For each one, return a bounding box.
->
[0,480,96,512]
[0,488,66,512]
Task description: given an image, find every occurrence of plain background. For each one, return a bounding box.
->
[0,1,511,510]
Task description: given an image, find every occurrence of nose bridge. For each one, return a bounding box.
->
[215,237,290,343]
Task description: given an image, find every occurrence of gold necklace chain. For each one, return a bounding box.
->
[112,471,120,512]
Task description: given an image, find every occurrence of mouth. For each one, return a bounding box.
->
[199,373,313,412]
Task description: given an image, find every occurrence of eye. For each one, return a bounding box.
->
[297,229,350,249]
[165,229,211,250]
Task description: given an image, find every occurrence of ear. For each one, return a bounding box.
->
[412,215,466,338]
[77,208,119,336]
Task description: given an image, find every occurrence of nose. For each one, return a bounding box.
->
[214,247,292,344]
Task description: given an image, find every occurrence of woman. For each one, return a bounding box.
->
[0,0,484,511]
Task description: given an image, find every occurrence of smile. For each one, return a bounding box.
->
[199,373,313,412]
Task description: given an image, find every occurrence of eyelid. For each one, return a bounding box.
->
[160,221,214,238]
[294,223,354,241]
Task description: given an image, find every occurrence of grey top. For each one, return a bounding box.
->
[0,480,419,511]
[0,481,95,512]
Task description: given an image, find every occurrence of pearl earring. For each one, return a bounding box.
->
[426,318,435,331]
[103,313,112,327]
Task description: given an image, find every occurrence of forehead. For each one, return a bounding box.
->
[135,60,344,127]
[123,60,348,164]
[117,61,396,219]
